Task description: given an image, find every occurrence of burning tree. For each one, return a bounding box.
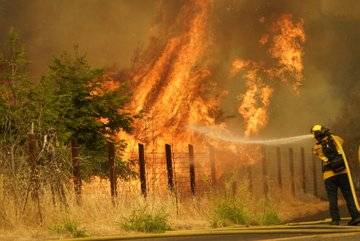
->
[103,1,307,193]
[119,0,222,151]
[115,1,306,156]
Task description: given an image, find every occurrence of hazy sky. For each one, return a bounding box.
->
[1,0,359,137]
[0,0,156,77]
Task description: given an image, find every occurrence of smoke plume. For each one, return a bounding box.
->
[1,0,360,141]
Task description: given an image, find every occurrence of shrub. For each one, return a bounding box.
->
[210,197,249,227]
[259,207,282,225]
[120,208,171,233]
[50,217,88,238]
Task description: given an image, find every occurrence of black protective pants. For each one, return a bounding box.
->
[324,173,360,221]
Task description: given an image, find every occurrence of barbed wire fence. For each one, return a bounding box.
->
[124,143,325,201]
[21,134,326,206]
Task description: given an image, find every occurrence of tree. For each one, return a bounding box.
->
[40,46,133,202]
[0,27,36,145]
[0,28,37,214]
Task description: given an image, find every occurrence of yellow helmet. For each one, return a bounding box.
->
[311,124,323,133]
[311,124,330,140]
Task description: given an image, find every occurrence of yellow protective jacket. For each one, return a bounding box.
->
[313,135,347,180]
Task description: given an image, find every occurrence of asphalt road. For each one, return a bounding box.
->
[82,207,360,241]
[114,233,308,241]
[111,232,360,241]
[102,225,360,241]
[271,232,360,241]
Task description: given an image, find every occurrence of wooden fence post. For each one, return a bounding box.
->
[138,143,147,197]
[289,148,295,196]
[312,153,318,197]
[71,138,82,205]
[165,144,174,192]
[188,144,196,196]
[247,166,253,193]
[262,146,268,198]
[108,142,117,200]
[232,181,238,196]
[276,147,282,191]
[26,132,42,222]
[209,146,216,186]
[300,147,306,193]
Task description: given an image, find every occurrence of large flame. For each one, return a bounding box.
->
[106,5,307,194]
[268,14,306,91]
[122,0,217,151]
[114,6,305,155]
[232,14,305,137]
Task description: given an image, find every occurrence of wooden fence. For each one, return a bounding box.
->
[131,143,326,199]
[22,133,326,204]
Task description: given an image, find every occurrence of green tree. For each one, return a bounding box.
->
[0,27,38,216]
[0,27,36,143]
[0,27,35,173]
[40,46,134,201]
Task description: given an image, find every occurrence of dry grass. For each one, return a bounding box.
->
[0,178,329,241]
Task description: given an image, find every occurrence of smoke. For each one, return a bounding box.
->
[0,0,156,78]
[1,0,359,140]
[209,0,360,137]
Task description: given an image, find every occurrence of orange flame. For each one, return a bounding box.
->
[121,0,216,150]
[267,14,306,92]
[232,14,305,137]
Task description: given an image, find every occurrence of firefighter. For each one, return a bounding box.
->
[311,124,360,225]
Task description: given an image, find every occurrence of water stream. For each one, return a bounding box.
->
[189,125,313,146]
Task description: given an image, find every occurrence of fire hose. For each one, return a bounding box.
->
[190,125,360,211]
[334,138,360,211]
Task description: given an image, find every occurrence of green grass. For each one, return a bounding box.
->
[50,217,88,238]
[210,197,250,227]
[258,206,282,225]
[210,196,282,227]
[120,208,171,233]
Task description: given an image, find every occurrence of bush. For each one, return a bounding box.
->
[120,208,171,233]
[50,217,88,238]
[210,198,249,227]
[259,207,282,225]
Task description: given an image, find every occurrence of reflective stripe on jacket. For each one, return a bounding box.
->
[313,135,347,180]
